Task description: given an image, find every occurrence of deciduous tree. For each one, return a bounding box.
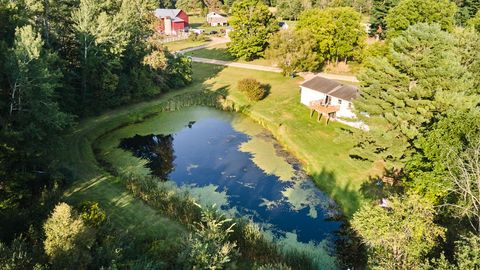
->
[385,0,457,38]
[266,29,321,76]
[352,194,445,269]
[227,0,277,60]
[297,7,365,64]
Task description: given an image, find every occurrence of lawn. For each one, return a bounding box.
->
[185,43,276,67]
[164,38,208,52]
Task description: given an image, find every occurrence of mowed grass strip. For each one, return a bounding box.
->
[59,65,222,239]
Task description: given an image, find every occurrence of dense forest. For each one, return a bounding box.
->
[0,0,192,267]
[1,0,480,269]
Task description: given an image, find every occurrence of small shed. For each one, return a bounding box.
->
[206,12,228,26]
[300,76,359,120]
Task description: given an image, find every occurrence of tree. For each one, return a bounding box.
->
[180,206,238,269]
[176,0,205,12]
[385,0,457,38]
[276,0,304,20]
[227,0,277,60]
[369,0,399,38]
[297,7,365,63]
[455,0,480,25]
[424,233,480,269]
[352,194,445,269]
[43,203,96,270]
[352,23,478,171]
[467,10,480,32]
[445,141,480,234]
[266,29,321,76]
[406,110,480,204]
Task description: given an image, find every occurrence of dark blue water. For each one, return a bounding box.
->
[119,116,342,244]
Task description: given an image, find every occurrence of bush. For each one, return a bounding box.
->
[237,78,267,101]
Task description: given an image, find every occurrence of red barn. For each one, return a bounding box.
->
[154,9,189,35]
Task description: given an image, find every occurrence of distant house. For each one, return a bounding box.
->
[278,21,289,30]
[206,12,228,26]
[300,76,359,119]
[154,9,189,35]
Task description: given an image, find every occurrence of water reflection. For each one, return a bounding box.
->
[119,117,342,244]
[119,134,175,180]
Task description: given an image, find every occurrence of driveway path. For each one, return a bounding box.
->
[178,38,359,83]
[189,56,283,73]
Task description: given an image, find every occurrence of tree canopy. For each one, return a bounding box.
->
[227,0,278,60]
[296,7,365,63]
[385,0,457,38]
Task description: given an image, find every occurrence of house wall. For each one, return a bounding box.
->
[300,87,356,118]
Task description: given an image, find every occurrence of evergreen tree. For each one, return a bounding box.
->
[227,0,277,60]
[369,0,399,38]
[43,203,96,270]
[352,23,478,170]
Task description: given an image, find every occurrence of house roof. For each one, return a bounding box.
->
[300,76,359,101]
[154,9,182,19]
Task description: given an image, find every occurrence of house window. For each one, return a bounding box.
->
[338,100,342,105]
[348,102,352,108]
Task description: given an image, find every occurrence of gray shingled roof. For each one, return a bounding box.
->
[154,9,181,19]
[300,76,359,101]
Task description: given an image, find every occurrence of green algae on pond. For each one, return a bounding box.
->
[97,106,343,268]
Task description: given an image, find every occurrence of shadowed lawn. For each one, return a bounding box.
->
[185,43,276,67]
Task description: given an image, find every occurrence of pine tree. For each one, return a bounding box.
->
[352,23,478,170]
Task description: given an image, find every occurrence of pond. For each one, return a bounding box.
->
[109,107,344,266]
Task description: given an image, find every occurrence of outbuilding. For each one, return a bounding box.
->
[206,12,228,26]
[154,9,189,35]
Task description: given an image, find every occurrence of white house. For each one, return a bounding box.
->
[206,12,228,26]
[300,76,359,119]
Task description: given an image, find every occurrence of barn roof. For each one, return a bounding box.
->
[154,9,182,19]
[300,76,359,101]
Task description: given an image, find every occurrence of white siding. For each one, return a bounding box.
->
[300,87,356,118]
[300,87,326,106]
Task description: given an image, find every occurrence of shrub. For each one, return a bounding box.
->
[43,203,96,270]
[179,205,238,269]
[237,78,267,101]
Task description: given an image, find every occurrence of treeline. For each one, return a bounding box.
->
[346,1,480,269]
[0,0,191,257]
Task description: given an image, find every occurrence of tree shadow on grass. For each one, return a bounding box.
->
[359,167,404,202]
[310,167,361,217]
[309,168,368,269]
[188,47,237,61]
